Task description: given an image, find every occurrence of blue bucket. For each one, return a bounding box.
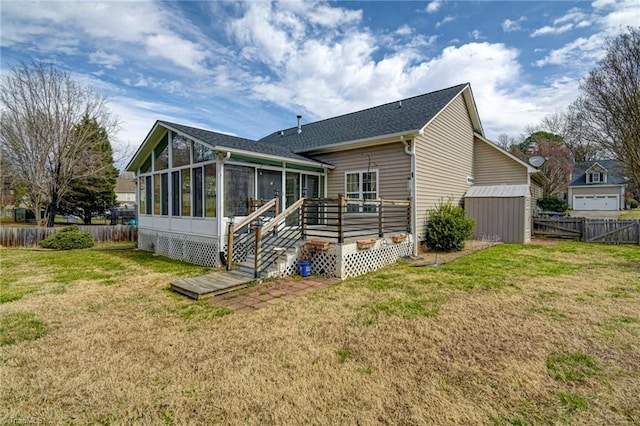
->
[299,260,311,277]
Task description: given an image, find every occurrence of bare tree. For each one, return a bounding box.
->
[495,133,518,151]
[540,110,602,162]
[573,26,640,192]
[0,61,117,226]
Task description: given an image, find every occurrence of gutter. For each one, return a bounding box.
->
[401,135,419,256]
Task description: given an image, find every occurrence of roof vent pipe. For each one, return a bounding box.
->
[297,115,302,134]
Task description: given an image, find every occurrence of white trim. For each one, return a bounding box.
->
[419,84,483,136]
[297,131,419,154]
[344,169,380,212]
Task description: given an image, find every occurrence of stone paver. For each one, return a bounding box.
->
[211,276,341,312]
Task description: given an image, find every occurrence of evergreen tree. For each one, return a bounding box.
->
[59,116,119,224]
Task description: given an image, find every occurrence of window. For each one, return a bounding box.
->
[153,174,161,215]
[590,172,601,183]
[181,168,191,216]
[139,176,146,214]
[193,167,203,217]
[154,133,169,171]
[171,132,190,167]
[345,170,378,213]
[171,171,180,216]
[224,165,255,216]
[161,173,168,215]
[193,142,216,163]
[205,164,216,217]
[144,176,152,214]
[140,155,151,174]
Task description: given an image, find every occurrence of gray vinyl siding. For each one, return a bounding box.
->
[415,94,474,240]
[312,142,411,200]
[466,196,529,244]
[474,138,528,185]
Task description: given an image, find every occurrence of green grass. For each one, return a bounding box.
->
[546,351,600,383]
[619,209,640,220]
[555,391,589,413]
[0,312,47,345]
[0,245,210,304]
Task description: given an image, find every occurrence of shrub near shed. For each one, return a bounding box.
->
[425,201,475,251]
[40,225,94,250]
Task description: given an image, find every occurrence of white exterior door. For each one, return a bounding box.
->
[573,195,618,210]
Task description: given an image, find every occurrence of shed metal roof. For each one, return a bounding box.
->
[466,185,530,198]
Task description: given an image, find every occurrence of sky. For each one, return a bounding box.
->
[1,0,638,165]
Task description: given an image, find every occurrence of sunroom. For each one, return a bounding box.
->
[126,121,330,265]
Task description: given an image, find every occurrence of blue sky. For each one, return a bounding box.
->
[1,0,638,163]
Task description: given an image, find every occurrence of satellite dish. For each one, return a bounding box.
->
[529,156,546,167]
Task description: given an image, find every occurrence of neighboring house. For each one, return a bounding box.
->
[126,83,538,277]
[568,160,626,211]
[115,173,136,207]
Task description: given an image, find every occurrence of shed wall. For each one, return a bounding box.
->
[466,196,528,244]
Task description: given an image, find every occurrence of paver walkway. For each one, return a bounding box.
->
[210,276,341,313]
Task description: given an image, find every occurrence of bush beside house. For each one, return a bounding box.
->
[425,202,475,251]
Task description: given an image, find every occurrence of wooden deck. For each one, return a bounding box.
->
[170,270,255,300]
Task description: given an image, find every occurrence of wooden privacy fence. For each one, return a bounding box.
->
[0,225,138,247]
[533,218,640,244]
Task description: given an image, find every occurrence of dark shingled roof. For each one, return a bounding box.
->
[258,83,469,152]
[569,160,627,186]
[158,121,320,164]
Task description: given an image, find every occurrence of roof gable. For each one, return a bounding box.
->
[258,83,480,152]
[569,160,627,186]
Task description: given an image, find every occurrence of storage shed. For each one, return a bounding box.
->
[465,184,531,244]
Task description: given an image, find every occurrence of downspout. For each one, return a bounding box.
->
[401,135,418,256]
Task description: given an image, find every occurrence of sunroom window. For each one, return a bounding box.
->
[224,165,255,216]
[154,133,169,171]
[171,132,190,167]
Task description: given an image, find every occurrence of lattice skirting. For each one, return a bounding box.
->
[138,229,220,267]
[341,241,413,279]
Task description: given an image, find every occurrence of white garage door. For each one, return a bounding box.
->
[573,195,618,210]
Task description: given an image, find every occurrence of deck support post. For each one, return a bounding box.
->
[378,200,384,237]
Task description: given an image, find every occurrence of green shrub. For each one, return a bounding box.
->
[425,201,475,252]
[630,199,639,209]
[537,194,569,212]
[40,225,94,250]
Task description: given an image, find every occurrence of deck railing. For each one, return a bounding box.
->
[302,195,411,243]
[226,197,279,270]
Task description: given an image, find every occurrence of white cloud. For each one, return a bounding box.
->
[425,1,442,14]
[535,34,604,67]
[396,25,412,36]
[531,23,574,37]
[436,16,456,29]
[502,17,526,33]
[553,7,588,25]
[89,51,124,69]
[469,30,485,40]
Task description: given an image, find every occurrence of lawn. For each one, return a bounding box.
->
[619,209,640,220]
[1,242,639,425]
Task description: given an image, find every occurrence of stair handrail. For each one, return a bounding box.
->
[227,197,278,270]
[262,197,304,234]
[253,197,305,278]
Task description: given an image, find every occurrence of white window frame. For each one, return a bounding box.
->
[590,172,600,183]
[344,169,379,213]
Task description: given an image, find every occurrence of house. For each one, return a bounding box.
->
[126,83,538,278]
[115,173,136,207]
[568,160,626,211]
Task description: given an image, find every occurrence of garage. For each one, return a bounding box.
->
[573,195,618,211]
